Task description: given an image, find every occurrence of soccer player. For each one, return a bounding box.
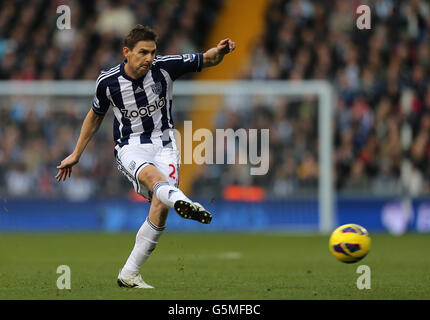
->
[55,25,235,288]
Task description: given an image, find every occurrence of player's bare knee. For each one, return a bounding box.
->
[138,167,166,190]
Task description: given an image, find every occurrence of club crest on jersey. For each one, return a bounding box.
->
[151,82,162,95]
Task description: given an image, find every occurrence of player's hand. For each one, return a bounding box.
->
[55,153,80,182]
[217,38,236,55]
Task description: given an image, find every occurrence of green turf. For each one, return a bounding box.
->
[0,232,429,299]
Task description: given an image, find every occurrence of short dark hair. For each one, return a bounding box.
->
[124,25,157,50]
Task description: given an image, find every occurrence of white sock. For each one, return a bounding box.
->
[121,217,165,276]
[153,181,192,208]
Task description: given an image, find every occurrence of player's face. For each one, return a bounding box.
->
[124,40,156,77]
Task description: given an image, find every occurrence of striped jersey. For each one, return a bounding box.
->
[92,53,203,155]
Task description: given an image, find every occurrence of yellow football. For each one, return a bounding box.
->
[329,224,371,263]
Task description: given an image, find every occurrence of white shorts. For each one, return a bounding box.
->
[116,143,180,200]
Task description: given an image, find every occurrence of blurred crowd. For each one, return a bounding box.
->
[193,0,430,198]
[1,0,430,200]
[0,0,221,200]
[0,0,220,80]
[0,98,127,200]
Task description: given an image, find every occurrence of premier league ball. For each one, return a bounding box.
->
[329,224,371,263]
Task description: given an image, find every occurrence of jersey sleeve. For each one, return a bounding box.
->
[154,53,203,81]
[92,78,111,115]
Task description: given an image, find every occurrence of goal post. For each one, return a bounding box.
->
[0,80,335,234]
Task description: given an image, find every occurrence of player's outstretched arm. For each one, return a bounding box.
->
[202,38,236,68]
[55,108,105,182]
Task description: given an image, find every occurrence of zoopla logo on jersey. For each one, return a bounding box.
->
[121,97,166,119]
[162,121,270,176]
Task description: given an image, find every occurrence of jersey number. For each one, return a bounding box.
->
[169,164,176,181]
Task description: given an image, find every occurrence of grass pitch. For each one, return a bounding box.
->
[0,232,429,300]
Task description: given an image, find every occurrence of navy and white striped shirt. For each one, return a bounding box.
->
[92,53,203,155]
